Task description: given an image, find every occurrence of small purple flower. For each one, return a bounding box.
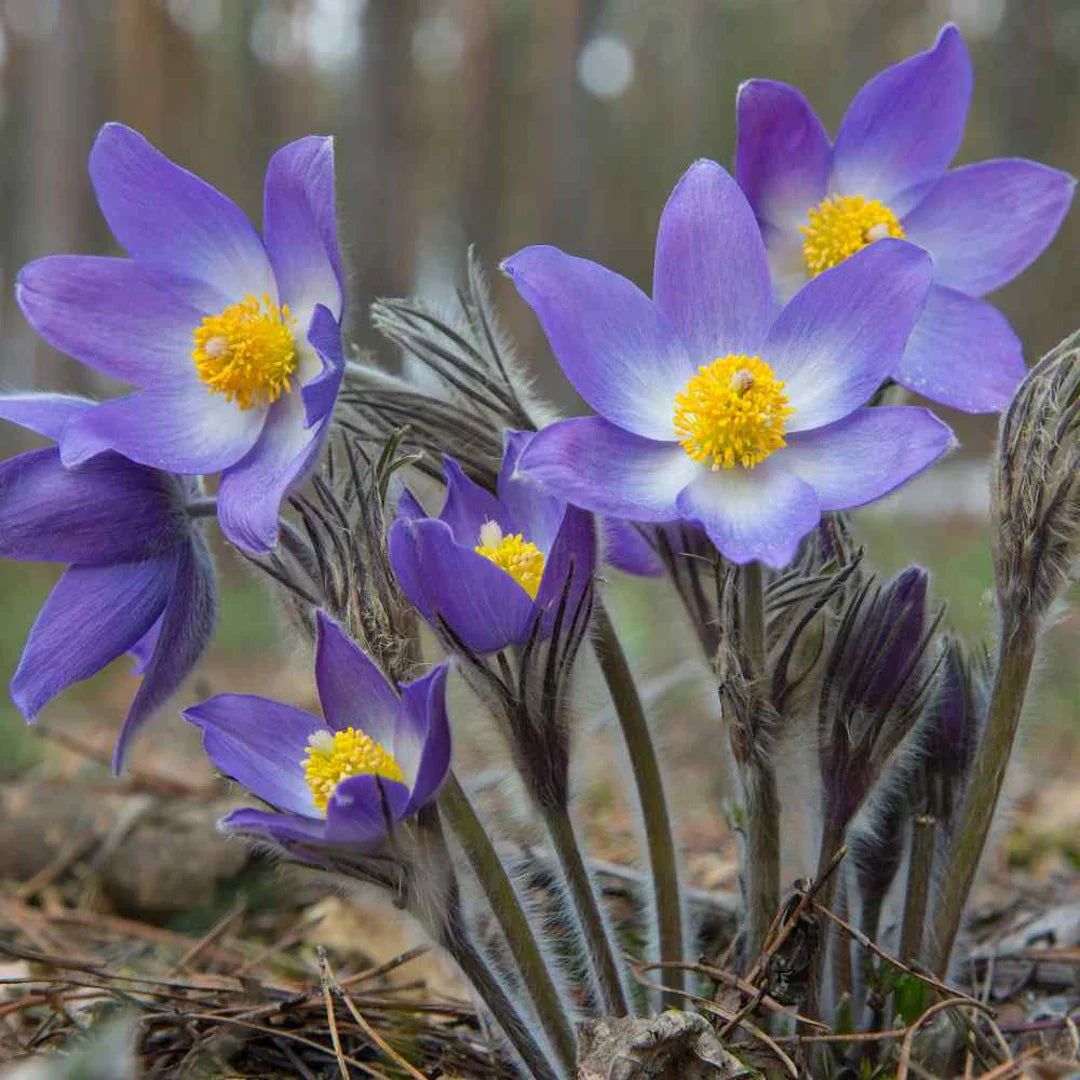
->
[388,431,596,654]
[16,124,345,554]
[0,393,216,771]
[186,611,451,854]
[736,24,1075,413]
[504,160,954,569]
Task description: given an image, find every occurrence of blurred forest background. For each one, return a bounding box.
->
[0,0,1078,877]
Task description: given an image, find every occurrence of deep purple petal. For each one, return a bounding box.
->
[0,448,188,564]
[11,554,174,720]
[778,406,954,511]
[16,256,219,388]
[832,24,972,202]
[218,807,327,847]
[764,239,932,431]
[676,461,820,569]
[388,517,535,654]
[184,694,322,815]
[0,393,95,440]
[517,418,699,523]
[534,504,596,642]
[498,430,564,552]
[397,487,427,521]
[112,536,217,771]
[313,611,402,745]
[439,455,508,545]
[736,79,831,231]
[896,285,1025,413]
[89,123,274,302]
[902,159,1076,296]
[300,304,345,427]
[653,159,773,360]
[263,136,343,326]
[602,519,665,578]
[128,616,163,676]
[502,245,693,439]
[59,381,267,474]
[325,773,411,847]
[396,662,452,815]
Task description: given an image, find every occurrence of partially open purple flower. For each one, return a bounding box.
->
[0,393,216,771]
[186,611,451,855]
[736,24,1075,413]
[388,431,596,654]
[16,124,345,554]
[505,161,953,568]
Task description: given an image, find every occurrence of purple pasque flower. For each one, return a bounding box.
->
[388,430,596,655]
[504,160,954,569]
[736,24,1075,413]
[0,393,216,771]
[186,611,450,855]
[16,123,345,554]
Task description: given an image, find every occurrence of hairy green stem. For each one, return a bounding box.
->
[930,617,1037,975]
[592,600,684,1008]
[438,772,577,1074]
[899,813,937,965]
[541,803,631,1017]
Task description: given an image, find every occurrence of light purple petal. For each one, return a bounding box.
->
[128,616,163,676]
[676,461,820,568]
[397,487,427,521]
[832,24,972,202]
[218,807,327,847]
[0,448,187,564]
[502,246,693,439]
[439,455,507,545]
[902,159,1076,296]
[314,611,402,745]
[533,504,595,642]
[59,380,267,474]
[11,554,174,720]
[764,239,932,431]
[0,393,95,439]
[16,256,224,388]
[325,773,411,847]
[388,516,535,654]
[112,536,217,771]
[602,519,664,578]
[89,123,274,302]
[498,429,564,552]
[777,406,954,511]
[300,304,344,427]
[895,285,1025,413]
[518,418,699,523]
[653,159,773,360]
[736,79,831,232]
[263,136,343,326]
[185,694,322,815]
[396,662,451,814]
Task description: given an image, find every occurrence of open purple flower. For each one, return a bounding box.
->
[388,431,596,654]
[16,123,345,554]
[186,611,450,855]
[736,24,1075,413]
[505,160,953,569]
[0,393,216,771]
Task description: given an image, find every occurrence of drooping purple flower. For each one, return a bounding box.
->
[504,160,953,569]
[736,24,1075,413]
[0,393,216,771]
[387,430,596,655]
[16,124,345,554]
[186,611,451,855]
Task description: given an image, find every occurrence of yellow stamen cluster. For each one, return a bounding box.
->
[302,728,404,813]
[673,354,794,470]
[191,294,298,410]
[800,194,905,277]
[474,520,546,599]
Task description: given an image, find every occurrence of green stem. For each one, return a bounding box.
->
[930,617,1037,975]
[592,600,684,1008]
[899,813,936,965]
[438,772,577,1075]
[541,803,631,1017]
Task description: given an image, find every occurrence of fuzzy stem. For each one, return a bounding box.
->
[738,562,781,968]
[930,616,1038,975]
[806,821,845,1020]
[438,772,578,1074]
[592,600,684,1008]
[186,497,218,519]
[899,813,937,965]
[541,803,632,1016]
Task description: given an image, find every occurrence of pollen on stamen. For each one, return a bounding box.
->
[800,194,905,277]
[474,521,546,599]
[301,727,403,814]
